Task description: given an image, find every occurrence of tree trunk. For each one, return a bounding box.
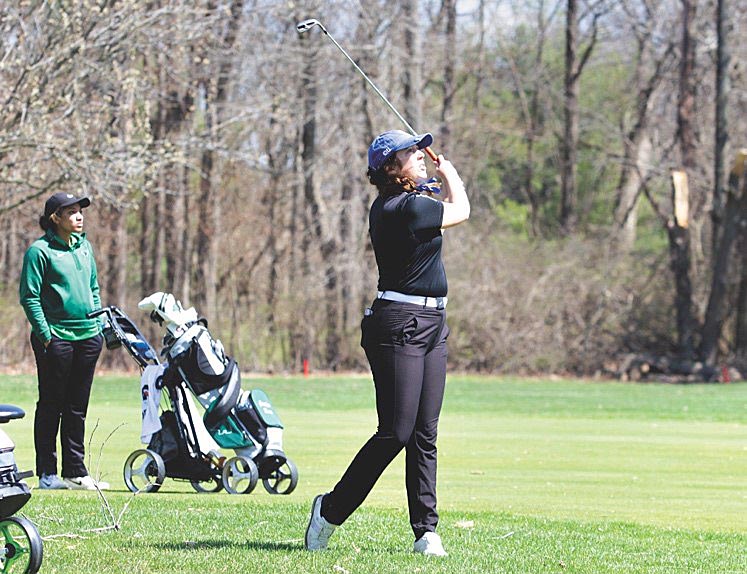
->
[323,240,341,370]
[664,1,698,361]
[700,188,747,366]
[669,171,695,359]
[439,0,456,154]
[526,0,554,236]
[735,231,747,358]
[613,14,674,250]
[669,222,695,360]
[108,204,128,307]
[164,173,184,291]
[296,33,319,370]
[179,162,193,305]
[194,110,217,319]
[161,80,191,294]
[731,155,747,359]
[264,118,281,336]
[193,0,243,320]
[102,202,129,369]
[403,0,423,135]
[358,8,377,315]
[614,135,652,250]
[560,0,579,234]
[712,0,731,251]
[677,0,698,203]
[473,0,486,110]
[139,191,156,296]
[0,217,7,287]
[299,63,316,281]
[1,216,20,288]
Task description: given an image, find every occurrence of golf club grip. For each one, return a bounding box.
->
[424,147,438,162]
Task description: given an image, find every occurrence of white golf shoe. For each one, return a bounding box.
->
[413,531,448,557]
[305,494,337,551]
[63,475,110,491]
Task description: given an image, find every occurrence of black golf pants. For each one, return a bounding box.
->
[31,332,103,478]
[323,299,449,540]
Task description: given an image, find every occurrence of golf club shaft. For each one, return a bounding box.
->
[299,20,438,162]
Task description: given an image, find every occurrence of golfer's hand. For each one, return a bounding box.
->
[436,153,469,228]
[435,156,461,184]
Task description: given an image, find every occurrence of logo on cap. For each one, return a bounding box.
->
[382,147,391,157]
[66,194,74,198]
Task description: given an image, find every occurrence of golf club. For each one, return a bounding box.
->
[296,18,438,163]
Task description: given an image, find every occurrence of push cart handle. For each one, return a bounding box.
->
[87,306,117,322]
[86,308,108,319]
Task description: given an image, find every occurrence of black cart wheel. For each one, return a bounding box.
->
[0,516,43,574]
[123,449,166,493]
[190,474,223,493]
[222,456,259,495]
[262,458,298,495]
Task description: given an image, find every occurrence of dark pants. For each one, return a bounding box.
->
[323,299,449,540]
[30,332,103,478]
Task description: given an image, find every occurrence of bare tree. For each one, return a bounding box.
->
[667,0,698,360]
[439,0,457,155]
[496,0,561,236]
[712,0,731,250]
[192,0,244,320]
[613,1,676,249]
[560,0,603,234]
[701,154,747,366]
[403,0,424,134]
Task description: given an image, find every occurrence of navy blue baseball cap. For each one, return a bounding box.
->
[368,130,433,171]
[44,192,91,218]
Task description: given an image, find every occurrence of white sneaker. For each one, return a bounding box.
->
[64,475,110,491]
[304,494,337,551]
[413,531,448,557]
[38,474,69,490]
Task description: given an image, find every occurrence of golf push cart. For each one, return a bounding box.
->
[88,293,298,496]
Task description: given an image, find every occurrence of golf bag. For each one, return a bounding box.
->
[90,296,298,495]
[158,312,287,478]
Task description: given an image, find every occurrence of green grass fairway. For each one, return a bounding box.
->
[0,373,745,573]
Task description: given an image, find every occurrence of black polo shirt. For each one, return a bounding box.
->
[369,191,446,297]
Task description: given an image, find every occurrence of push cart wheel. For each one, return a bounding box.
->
[0,515,43,574]
[222,456,259,495]
[262,458,299,495]
[123,449,166,493]
[190,475,223,493]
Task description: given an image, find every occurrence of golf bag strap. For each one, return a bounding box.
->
[203,359,241,429]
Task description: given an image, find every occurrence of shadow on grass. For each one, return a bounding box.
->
[147,540,300,552]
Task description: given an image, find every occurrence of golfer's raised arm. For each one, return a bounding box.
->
[437,156,470,229]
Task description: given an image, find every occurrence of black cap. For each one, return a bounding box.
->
[44,193,91,218]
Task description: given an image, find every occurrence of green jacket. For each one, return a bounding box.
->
[19,230,102,343]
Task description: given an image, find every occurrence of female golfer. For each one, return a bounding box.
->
[305,130,470,556]
[19,192,109,491]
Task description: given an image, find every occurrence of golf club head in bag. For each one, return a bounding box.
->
[138,292,198,338]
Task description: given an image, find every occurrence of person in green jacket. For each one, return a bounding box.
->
[19,192,109,491]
